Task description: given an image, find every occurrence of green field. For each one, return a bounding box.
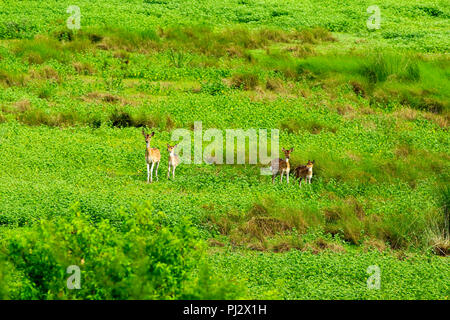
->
[0,0,449,299]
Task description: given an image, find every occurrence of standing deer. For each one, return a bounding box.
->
[270,147,294,184]
[167,144,180,180]
[142,129,161,183]
[294,160,315,187]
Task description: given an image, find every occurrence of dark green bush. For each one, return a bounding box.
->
[0,202,243,299]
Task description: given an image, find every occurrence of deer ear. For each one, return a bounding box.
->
[174,144,178,148]
[150,132,155,137]
[167,144,170,148]
[141,129,146,136]
[282,147,286,152]
[290,147,294,152]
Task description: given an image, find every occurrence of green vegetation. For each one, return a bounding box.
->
[0,0,449,299]
[209,248,449,299]
[0,202,245,299]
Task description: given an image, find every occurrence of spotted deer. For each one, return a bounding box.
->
[270,147,294,184]
[142,129,161,183]
[167,144,180,180]
[294,160,315,187]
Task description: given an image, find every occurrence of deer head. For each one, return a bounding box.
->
[142,129,155,146]
[306,160,315,168]
[282,147,294,160]
[167,144,178,153]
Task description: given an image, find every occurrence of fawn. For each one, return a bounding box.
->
[294,160,315,187]
[270,147,294,184]
[142,129,161,183]
[167,144,180,180]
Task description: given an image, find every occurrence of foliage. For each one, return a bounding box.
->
[0,0,449,300]
[0,202,243,299]
[210,248,450,299]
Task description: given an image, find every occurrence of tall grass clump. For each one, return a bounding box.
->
[296,51,421,84]
[160,25,264,57]
[230,72,259,90]
[97,27,160,51]
[0,69,26,87]
[296,50,449,113]
[361,51,421,84]
[426,186,450,256]
[295,27,336,44]
[13,36,69,64]
[258,49,300,79]
[159,25,333,58]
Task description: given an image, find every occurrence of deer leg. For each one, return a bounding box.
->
[286,170,290,184]
[150,162,155,183]
[280,171,283,182]
[147,163,150,183]
[299,177,302,187]
[155,161,159,180]
[167,163,171,179]
[272,172,275,184]
[172,165,176,179]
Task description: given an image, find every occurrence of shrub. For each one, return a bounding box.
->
[0,266,8,299]
[181,264,247,299]
[0,202,241,299]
